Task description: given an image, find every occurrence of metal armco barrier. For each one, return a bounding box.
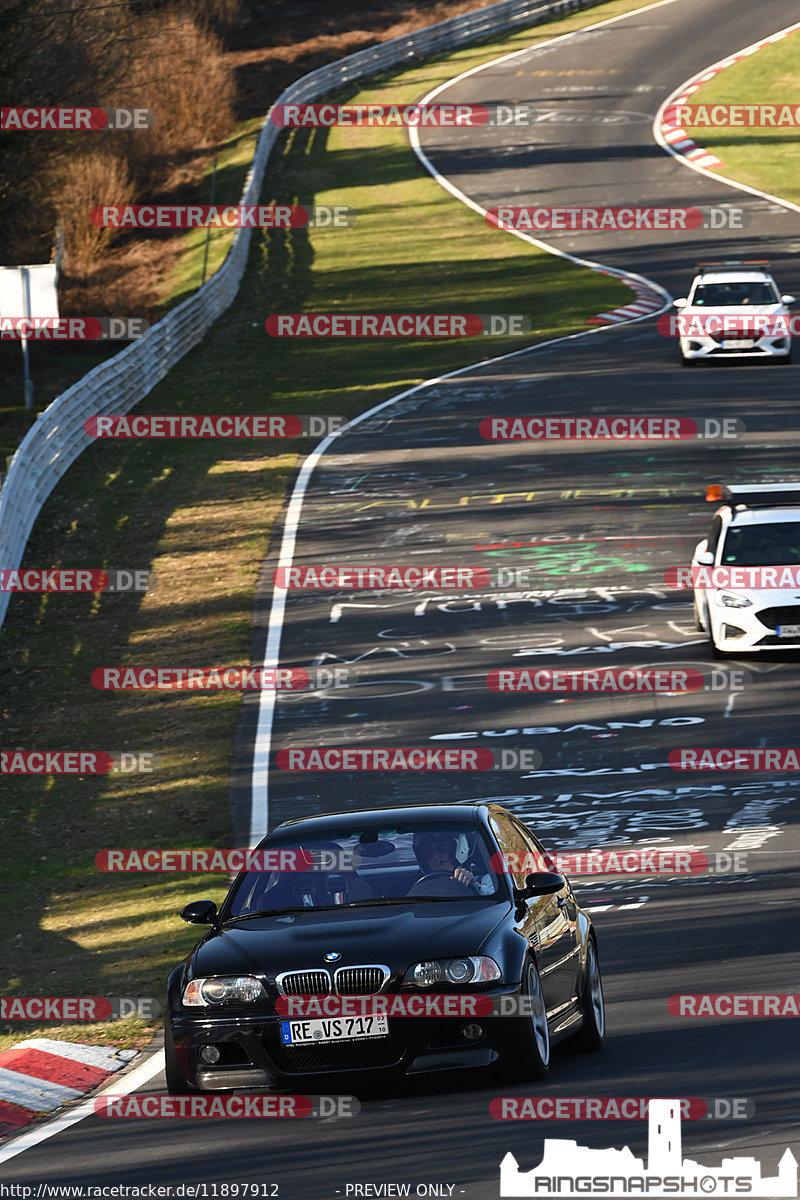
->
[0,0,601,632]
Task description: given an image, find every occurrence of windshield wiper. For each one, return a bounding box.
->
[224,896,485,921]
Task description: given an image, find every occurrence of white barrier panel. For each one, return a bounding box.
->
[0,0,599,632]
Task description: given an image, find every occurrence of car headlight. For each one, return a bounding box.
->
[717,592,753,609]
[183,975,266,1006]
[403,957,501,987]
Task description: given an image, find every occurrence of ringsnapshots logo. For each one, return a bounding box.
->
[0,568,153,592]
[480,417,743,441]
[1,996,160,1020]
[1,107,155,130]
[0,318,149,340]
[84,415,345,439]
[94,1095,358,1119]
[91,205,354,229]
[269,102,536,127]
[265,314,531,337]
[275,747,543,771]
[498,1099,797,1198]
[486,206,749,232]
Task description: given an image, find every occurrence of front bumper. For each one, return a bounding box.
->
[169,990,523,1090]
[679,334,790,361]
[706,597,800,651]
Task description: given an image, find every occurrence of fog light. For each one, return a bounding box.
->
[722,624,745,639]
[461,1023,483,1042]
[198,1044,221,1064]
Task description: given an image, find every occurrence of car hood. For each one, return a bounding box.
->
[192,901,511,979]
[684,303,787,316]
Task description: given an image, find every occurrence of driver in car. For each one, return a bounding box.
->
[411,832,495,894]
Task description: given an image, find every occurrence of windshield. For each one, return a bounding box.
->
[720,522,800,566]
[691,282,778,307]
[226,823,503,917]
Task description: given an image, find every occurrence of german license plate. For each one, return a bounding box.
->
[280,1015,389,1044]
[721,339,754,349]
[776,624,800,637]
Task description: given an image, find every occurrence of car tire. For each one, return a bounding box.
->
[508,959,551,1080]
[573,937,605,1052]
[692,595,704,632]
[164,1019,195,1094]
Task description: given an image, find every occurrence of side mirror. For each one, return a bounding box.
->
[180,899,218,925]
[695,549,714,566]
[781,294,796,306]
[673,298,687,309]
[516,871,565,900]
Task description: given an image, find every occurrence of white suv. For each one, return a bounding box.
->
[674,261,795,366]
[693,484,800,655]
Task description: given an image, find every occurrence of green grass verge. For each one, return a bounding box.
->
[681,30,800,205]
[0,0,665,1055]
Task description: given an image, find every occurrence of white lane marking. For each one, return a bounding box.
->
[653,21,800,215]
[0,1049,164,1165]
[407,4,676,316]
[249,1,681,846]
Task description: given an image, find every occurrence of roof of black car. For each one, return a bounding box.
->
[269,803,497,836]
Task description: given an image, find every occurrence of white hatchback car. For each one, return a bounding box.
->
[674,261,795,365]
[693,484,800,655]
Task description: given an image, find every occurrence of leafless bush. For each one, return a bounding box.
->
[123,10,236,182]
[53,153,135,269]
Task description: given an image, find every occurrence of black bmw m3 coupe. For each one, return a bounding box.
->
[165,803,604,1092]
